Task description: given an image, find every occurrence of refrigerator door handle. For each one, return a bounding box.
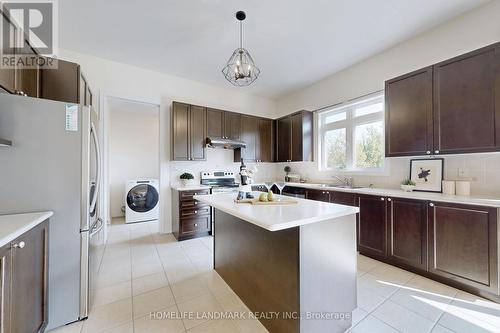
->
[89,122,101,215]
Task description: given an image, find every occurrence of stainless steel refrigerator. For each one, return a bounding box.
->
[0,93,104,329]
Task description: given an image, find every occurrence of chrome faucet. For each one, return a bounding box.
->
[332,175,354,187]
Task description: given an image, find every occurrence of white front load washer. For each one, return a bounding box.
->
[125,179,160,223]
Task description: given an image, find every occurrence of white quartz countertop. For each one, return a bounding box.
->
[277,182,500,208]
[0,211,53,247]
[171,184,211,191]
[194,193,359,232]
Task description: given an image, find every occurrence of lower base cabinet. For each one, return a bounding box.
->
[1,220,49,333]
[357,194,387,257]
[428,202,498,294]
[388,197,428,270]
[172,189,212,241]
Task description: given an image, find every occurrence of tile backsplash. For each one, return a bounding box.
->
[170,150,500,197]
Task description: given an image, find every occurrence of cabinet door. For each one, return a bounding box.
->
[434,45,499,154]
[224,112,241,140]
[276,116,290,162]
[239,115,259,161]
[358,195,387,257]
[388,198,427,269]
[190,105,206,161]
[305,189,330,202]
[330,191,356,206]
[40,58,80,103]
[16,43,39,98]
[171,102,190,161]
[385,67,433,157]
[258,118,273,162]
[0,16,17,93]
[290,113,303,162]
[11,221,49,333]
[207,108,224,138]
[0,243,11,333]
[428,202,498,292]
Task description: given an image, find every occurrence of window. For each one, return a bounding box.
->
[318,93,385,172]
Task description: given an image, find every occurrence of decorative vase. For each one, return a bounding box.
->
[400,184,416,192]
[181,179,195,187]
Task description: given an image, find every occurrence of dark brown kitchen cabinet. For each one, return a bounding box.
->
[433,44,500,154]
[224,112,241,140]
[276,116,291,162]
[357,194,387,257]
[428,202,498,293]
[235,116,274,162]
[172,189,212,241]
[385,67,433,157]
[387,197,428,270]
[305,189,330,202]
[207,108,224,138]
[40,58,80,104]
[0,220,49,333]
[276,111,313,162]
[206,108,241,141]
[171,102,206,161]
[237,115,259,161]
[385,42,500,157]
[330,191,357,206]
[258,118,274,162]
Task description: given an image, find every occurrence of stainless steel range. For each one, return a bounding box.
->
[200,171,240,193]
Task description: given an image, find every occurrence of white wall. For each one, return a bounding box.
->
[108,99,160,218]
[58,48,277,232]
[274,1,500,196]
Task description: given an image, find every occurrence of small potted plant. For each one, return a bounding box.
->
[180,172,195,187]
[401,178,416,192]
[284,166,291,182]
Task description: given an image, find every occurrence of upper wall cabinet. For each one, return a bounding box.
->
[234,116,274,162]
[206,108,241,140]
[385,42,500,157]
[276,111,313,162]
[171,102,207,161]
[433,44,499,154]
[385,67,433,157]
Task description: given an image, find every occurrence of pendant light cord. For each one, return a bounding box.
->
[239,21,243,49]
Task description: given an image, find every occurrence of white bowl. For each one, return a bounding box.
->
[401,184,416,192]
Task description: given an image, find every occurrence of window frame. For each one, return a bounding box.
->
[318,93,388,175]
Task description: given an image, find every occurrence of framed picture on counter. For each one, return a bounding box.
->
[409,158,444,193]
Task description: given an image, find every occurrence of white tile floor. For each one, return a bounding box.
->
[47,218,500,333]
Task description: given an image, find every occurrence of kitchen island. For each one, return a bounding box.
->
[194,193,359,333]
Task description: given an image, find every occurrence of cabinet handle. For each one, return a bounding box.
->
[194,211,198,214]
[380,197,385,201]
[434,150,440,154]
[387,198,392,202]
[194,223,198,227]
[429,203,434,207]
[13,241,25,249]
[194,202,198,205]
[426,151,431,155]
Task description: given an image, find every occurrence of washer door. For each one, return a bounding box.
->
[127,184,159,212]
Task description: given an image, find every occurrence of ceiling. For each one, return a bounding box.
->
[59,0,490,99]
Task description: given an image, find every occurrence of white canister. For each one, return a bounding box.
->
[456,181,471,196]
[442,181,456,195]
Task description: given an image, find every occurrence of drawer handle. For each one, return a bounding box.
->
[387,198,392,202]
[434,150,440,154]
[429,203,434,207]
[380,197,385,201]
[426,151,431,155]
[194,223,198,227]
[13,241,25,249]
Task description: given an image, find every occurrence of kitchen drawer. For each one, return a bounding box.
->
[180,206,211,219]
[180,190,210,201]
[181,216,210,234]
[180,200,208,209]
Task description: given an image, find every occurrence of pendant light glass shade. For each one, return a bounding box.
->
[222,11,260,86]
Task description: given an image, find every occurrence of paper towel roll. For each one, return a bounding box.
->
[442,181,455,195]
[456,181,471,196]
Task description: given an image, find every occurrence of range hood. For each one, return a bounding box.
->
[206,137,246,149]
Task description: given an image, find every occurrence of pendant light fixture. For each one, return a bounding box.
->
[222,11,260,86]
